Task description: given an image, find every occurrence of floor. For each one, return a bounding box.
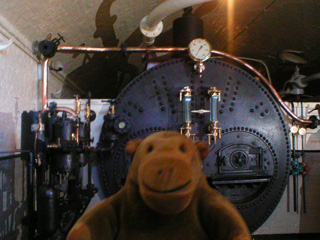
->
[252,233,320,240]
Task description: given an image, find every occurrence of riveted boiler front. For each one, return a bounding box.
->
[96,58,290,232]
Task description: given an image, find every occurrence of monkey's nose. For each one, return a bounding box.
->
[157,169,172,185]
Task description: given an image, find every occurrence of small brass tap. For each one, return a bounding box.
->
[180,121,195,141]
[207,121,222,145]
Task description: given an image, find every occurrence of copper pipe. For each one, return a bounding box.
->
[41,59,77,117]
[212,50,312,125]
[57,46,187,53]
[56,107,77,117]
[55,45,312,125]
[42,58,50,112]
[43,106,77,117]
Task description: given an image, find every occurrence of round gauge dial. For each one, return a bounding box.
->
[188,38,212,62]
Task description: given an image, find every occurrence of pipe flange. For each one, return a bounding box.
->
[140,15,163,44]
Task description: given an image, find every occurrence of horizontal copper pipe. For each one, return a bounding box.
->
[43,106,77,117]
[54,45,312,125]
[57,45,188,53]
[56,107,77,117]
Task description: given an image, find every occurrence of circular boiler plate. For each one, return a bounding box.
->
[95,57,290,232]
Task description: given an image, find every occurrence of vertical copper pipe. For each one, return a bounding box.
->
[41,58,77,117]
[41,58,50,112]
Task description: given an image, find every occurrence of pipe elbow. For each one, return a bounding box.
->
[140,16,163,46]
[140,0,213,46]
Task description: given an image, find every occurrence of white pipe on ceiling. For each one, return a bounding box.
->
[0,39,13,50]
[140,0,213,45]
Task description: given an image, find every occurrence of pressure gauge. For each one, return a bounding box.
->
[188,38,212,62]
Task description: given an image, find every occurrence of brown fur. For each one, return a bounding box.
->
[67,131,251,240]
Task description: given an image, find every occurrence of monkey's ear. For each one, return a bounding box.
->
[125,139,143,157]
[195,141,209,160]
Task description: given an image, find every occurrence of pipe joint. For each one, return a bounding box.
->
[140,16,163,46]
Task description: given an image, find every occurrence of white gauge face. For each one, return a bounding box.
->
[188,38,212,62]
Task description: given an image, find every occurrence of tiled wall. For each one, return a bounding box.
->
[0,15,73,240]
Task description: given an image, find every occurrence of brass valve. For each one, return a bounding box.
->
[74,94,81,118]
[180,121,196,141]
[208,87,221,101]
[207,121,222,145]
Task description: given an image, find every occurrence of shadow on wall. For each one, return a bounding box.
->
[0,113,27,240]
[62,0,140,99]
[61,0,217,99]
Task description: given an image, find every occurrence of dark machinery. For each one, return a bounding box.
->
[21,97,97,240]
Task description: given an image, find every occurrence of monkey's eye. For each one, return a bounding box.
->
[179,144,186,153]
[147,145,153,153]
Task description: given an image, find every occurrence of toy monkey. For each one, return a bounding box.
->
[67,131,251,240]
